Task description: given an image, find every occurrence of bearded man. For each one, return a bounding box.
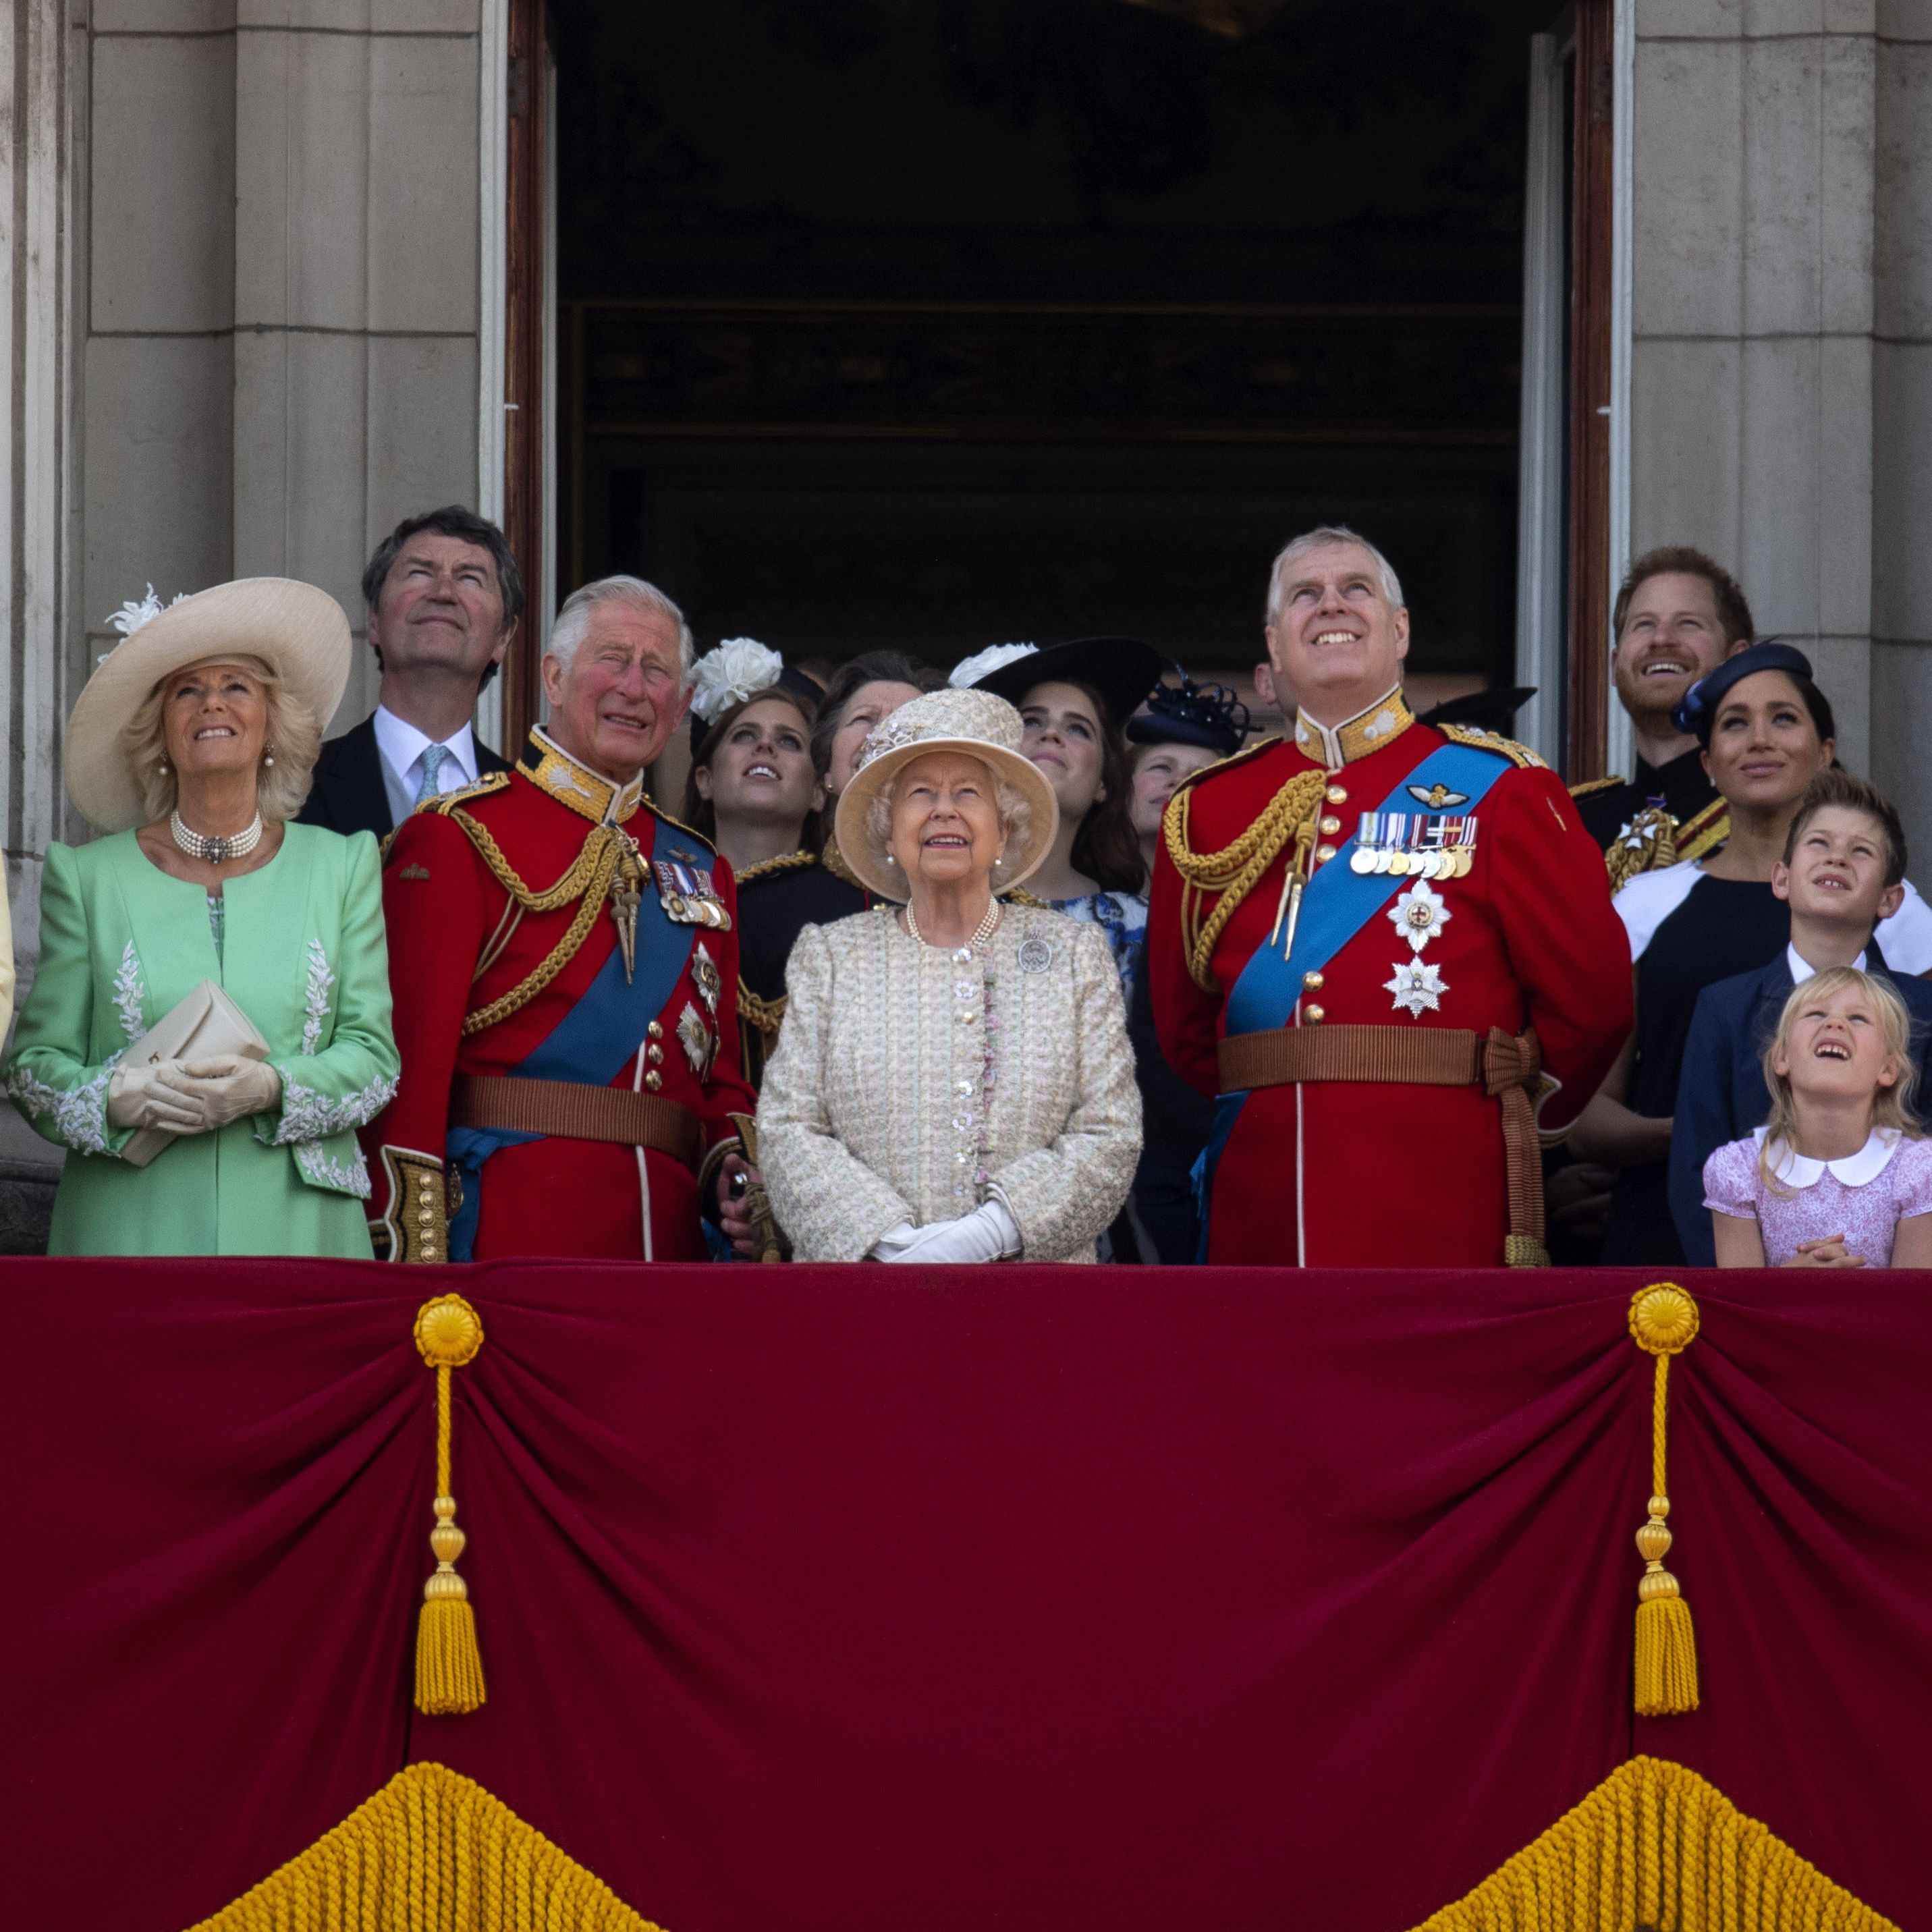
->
[364,576,761,1263]
[1148,525,1631,1268]
[1572,547,1753,887]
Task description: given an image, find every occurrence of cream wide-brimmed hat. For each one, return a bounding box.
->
[833,686,1060,900]
[65,578,352,832]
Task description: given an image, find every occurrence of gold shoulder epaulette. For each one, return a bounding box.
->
[1170,732,1284,803]
[422,771,514,816]
[736,849,817,885]
[1003,887,1047,909]
[1437,723,1548,770]
[1568,773,1626,799]
[642,795,716,852]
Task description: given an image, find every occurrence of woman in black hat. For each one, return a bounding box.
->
[1574,641,1931,1262]
[956,637,1165,1002]
[1115,674,1252,1263]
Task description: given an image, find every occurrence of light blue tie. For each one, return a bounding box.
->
[412,742,452,808]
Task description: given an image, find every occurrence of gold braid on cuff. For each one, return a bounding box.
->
[379,1145,451,1265]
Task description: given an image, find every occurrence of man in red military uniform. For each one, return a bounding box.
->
[1150,526,1632,1267]
[364,575,759,1263]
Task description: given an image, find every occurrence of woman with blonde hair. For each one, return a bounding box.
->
[1703,966,1932,1267]
[5,578,399,1254]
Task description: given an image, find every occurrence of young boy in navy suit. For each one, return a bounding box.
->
[1669,769,1932,1263]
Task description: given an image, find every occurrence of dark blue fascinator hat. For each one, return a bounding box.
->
[1669,639,1819,743]
[1126,671,1253,756]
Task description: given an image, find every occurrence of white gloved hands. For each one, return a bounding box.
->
[151,1054,283,1130]
[871,1198,1022,1265]
[107,1059,208,1134]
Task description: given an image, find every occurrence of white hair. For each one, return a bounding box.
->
[1265,526,1404,624]
[865,754,1034,877]
[547,576,696,686]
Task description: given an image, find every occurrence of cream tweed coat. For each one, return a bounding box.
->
[757,904,1140,1263]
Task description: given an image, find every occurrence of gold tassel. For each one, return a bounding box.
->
[413,1293,487,1716]
[1628,1283,1701,1716]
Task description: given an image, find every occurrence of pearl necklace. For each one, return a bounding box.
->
[903,897,1001,952]
[170,808,263,866]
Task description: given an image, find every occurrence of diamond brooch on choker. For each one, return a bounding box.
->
[169,808,263,866]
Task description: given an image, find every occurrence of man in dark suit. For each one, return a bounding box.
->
[300,506,521,840]
[1670,770,1932,1263]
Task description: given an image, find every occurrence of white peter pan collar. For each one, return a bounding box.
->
[1752,1125,1900,1189]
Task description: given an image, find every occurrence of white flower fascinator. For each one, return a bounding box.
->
[690,636,785,725]
[948,642,1037,690]
[99,585,191,665]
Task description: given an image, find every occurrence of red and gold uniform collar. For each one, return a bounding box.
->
[1292,686,1415,769]
[519,726,646,826]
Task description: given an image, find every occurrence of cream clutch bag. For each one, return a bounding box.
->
[118,979,270,1167]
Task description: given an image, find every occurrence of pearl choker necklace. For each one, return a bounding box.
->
[904,898,1001,951]
[170,808,263,865]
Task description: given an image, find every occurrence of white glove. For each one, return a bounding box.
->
[873,1199,1022,1265]
[153,1054,283,1130]
[107,1059,207,1134]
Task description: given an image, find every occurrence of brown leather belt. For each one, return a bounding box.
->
[450,1075,705,1175]
[1217,1023,1549,1267]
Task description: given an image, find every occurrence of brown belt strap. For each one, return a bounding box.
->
[450,1075,706,1175]
[1217,1022,1549,1267]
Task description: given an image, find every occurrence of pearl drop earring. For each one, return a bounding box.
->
[263,744,275,767]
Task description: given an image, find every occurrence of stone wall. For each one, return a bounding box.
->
[0,0,493,1246]
[1630,0,1931,849]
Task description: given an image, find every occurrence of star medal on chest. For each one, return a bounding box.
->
[1385,958,1448,1018]
[655,853,733,933]
[1349,810,1476,880]
[677,999,712,1076]
[609,837,645,984]
[1387,879,1450,954]
[691,940,722,1018]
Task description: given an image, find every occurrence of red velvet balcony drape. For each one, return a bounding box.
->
[5,1262,1927,1931]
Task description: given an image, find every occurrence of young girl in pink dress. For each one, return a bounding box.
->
[1705,966,1932,1267]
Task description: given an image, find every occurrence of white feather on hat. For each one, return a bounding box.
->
[948,642,1037,690]
[690,636,785,725]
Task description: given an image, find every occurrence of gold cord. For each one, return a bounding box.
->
[1163,767,1329,991]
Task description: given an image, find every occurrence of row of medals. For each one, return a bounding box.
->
[1349,812,1476,881]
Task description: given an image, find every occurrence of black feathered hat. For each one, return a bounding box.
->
[955,636,1169,731]
[1126,672,1253,756]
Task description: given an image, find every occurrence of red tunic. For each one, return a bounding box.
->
[1149,700,1632,1267]
[363,732,756,1263]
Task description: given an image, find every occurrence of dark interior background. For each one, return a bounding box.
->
[553,0,1556,700]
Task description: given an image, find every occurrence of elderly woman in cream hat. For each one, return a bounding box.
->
[756,687,1140,1263]
[5,578,399,1256]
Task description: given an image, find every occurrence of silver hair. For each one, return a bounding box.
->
[547,575,696,686]
[1265,525,1404,624]
[864,754,1034,878]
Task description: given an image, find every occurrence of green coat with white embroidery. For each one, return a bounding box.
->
[5,824,399,1257]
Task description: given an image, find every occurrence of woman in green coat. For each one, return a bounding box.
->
[6,578,399,1257]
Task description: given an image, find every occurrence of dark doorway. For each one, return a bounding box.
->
[545,0,1561,730]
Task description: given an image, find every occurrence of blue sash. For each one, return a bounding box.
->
[447,811,703,1259]
[1191,740,1510,1257]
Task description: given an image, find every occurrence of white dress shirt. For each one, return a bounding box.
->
[371,705,481,829]
[1787,941,1866,987]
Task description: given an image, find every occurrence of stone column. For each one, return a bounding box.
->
[0,0,495,1247]
[1871,6,1932,850]
[1629,0,1882,790]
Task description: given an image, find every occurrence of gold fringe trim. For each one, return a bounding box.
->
[736,981,787,1044]
[186,1762,666,1932]
[1411,1756,1899,1931]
